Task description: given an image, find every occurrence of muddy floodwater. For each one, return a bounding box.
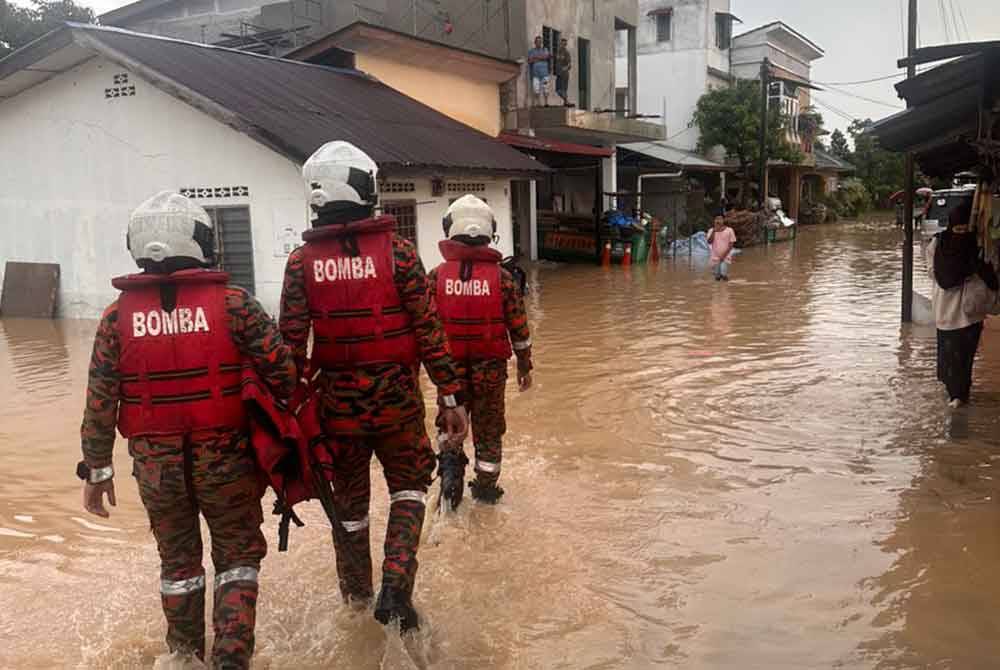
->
[4,221,1000,669]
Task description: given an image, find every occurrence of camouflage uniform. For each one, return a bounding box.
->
[428,267,532,488]
[81,288,295,669]
[280,235,460,602]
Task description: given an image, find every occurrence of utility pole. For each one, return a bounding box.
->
[902,0,917,322]
[758,58,770,211]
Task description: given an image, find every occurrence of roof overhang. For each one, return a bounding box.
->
[499,132,613,158]
[619,142,731,172]
[869,46,1000,178]
[647,7,673,17]
[735,22,824,61]
[99,0,174,26]
[286,21,520,84]
[0,26,92,99]
[768,63,822,91]
[504,107,665,146]
[716,12,743,24]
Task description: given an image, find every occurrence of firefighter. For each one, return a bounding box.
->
[79,192,296,669]
[430,195,533,506]
[279,141,468,633]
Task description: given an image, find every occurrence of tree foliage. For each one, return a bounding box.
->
[829,129,851,161]
[0,0,96,58]
[693,79,803,204]
[847,118,905,208]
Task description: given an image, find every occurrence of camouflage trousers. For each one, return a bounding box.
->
[440,360,508,487]
[323,420,435,603]
[130,432,266,670]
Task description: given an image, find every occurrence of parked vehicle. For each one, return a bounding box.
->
[922,185,976,237]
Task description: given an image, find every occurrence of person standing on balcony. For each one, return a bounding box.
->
[527,35,551,107]
[555,38,572,106]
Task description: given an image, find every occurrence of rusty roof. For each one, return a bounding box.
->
[0,24,545,176]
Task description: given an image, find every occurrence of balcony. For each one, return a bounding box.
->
[503,106,665,146]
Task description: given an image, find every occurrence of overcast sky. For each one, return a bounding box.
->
[732,0,1000,138]
[28,0,1000,138]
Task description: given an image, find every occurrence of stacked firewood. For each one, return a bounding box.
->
[725,210,767,248]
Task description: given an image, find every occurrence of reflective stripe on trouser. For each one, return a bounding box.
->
[131,434,267,668]
[161,574,207,659]
[327,420,435,600]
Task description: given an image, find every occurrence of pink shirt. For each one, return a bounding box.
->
[708,226,736,263]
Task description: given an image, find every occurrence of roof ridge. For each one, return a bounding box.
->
[68,22,373,80]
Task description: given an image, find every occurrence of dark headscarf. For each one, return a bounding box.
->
[934,202,999,291]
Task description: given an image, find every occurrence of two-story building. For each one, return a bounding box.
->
[103,0,666,264]
[622,0,741,152]
[0,24,541,317]
[731,21,825,220]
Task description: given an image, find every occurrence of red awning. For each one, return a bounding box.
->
[498,133,614,157]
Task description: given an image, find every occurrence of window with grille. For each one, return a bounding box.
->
[382,200,417,244]
[380,181,416,194]
[447,182,487,194]
[204,206,255,294]
[656,13,671,43]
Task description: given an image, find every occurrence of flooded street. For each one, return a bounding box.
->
[5,220,1000,669]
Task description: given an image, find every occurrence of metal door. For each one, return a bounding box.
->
[207,206,255,294]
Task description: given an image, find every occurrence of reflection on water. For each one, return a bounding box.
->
[3,222,1000,668]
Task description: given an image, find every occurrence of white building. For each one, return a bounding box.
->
[731,21,825,155]
[616,0,740,152]
[0,24,541,318]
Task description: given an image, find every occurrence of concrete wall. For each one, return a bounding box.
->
[354,52,502,136]
[0,56,305,317]
[115,0,528,59]
[517,0,638,112]
[388,177,514,270]
[0,56,513,317]
[619,0,732,150]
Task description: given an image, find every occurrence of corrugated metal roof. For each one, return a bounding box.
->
[814,149,854,172]
[618,142,729,171]
[1,24,545,176]
[498,133,614,157]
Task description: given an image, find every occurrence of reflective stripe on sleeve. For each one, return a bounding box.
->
[389,490,426,505]
[512,338,532,351]
[214,567,259,590]
[475,459,501,474]
[341,516,370,533]
[161,574,206,596]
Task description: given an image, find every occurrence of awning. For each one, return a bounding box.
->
[498,133,614,158]
[619,142,729,172]
[769,63,822,91]
[716,12,742,24]
[647,7,673,17]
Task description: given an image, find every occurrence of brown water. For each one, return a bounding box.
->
[3,221,1000,669]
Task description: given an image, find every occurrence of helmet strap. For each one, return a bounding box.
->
[313,202,374,227]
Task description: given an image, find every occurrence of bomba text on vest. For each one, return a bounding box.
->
[313,257,378,283]
[132,307,210,337]
[445,278,492,296]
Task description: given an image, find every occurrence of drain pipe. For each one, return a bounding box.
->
[637,170,684,259]
[637,170,683,212]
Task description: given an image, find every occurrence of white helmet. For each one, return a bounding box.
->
[127,191,215,266]
[443,194,496,241]
[303,141,378,211]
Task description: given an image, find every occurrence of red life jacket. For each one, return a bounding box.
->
[112,269,246,437]
[435,240,512,361]
[301,215,418,369]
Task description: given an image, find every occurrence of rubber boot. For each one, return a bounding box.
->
[469,478,505,504]
[161,586,207,662]
[374,584,420,634]
[437,449,468,511]
[211,578,258,670]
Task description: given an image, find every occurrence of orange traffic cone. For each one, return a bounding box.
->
[622,243,632,267]
[601,241,611,266]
